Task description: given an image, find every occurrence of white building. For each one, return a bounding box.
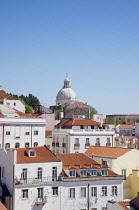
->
[0,89,25,113]
[0,117,46,148]
[0,146,124,210]
[52,119,115,154]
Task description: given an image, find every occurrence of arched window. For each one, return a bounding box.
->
[34,142,38,147]
[25,142,29,148]
[15,143,20,148]
[5,143,10,148]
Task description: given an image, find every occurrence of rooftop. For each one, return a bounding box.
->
[57,153,108,169]
[85,146,133,158]
[58,118,100,126]
[0,90,17,100]
[7,146,61,164]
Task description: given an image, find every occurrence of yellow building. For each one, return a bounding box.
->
[106,114,139,125]
[85,146,139,199]
[129,169,139,199]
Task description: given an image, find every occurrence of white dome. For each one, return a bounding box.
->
[56,77,77,105]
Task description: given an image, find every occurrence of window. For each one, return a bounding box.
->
[91,170,97,176]
[91,187,97,197]
[121,169,126,178]
[34,130,38,135]
[86,138,89,144]
[52,187,58,196]
[119,118,121,121]
[38,168,42,180]
[22,189,28,199]
[107,138,110,143]
[5,126,10,135]
[92,208,97,210]
[52,167,57,181]
[37,188,43,198]
[96,138,100,143]
[29,150,36,157]
[75,138,79,144]
[5,143,10,148]
[102,208,107,210]
[14,102,16,106]
[34,127,38,135]
[80,187,86,198]
[69,188,75,199]
[22,169,27,181]
[80,170,86,176]
[25,127,30,135]
[25,142,29,147]
[69,170,76,177]
[15,143,20,148]
[34,142,38,147]
[112,186,117,196]
[101,169,107,176]
[15,126,20,138]
[101,186,107,196]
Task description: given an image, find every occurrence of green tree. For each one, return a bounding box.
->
[25,105,33,114]
[89,105,97,119]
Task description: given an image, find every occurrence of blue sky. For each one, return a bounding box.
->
[0,0,139,116]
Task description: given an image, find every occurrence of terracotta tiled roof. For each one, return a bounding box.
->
[71,102,84,105]
[118,125,134,129]
[57,153,108,169]
[118,201,131,210]
[67,107,88,110]
[115,136,137,140]
[14,109,31,118]
[0,90,17,100]
[46,130,52,138]
[85,146,133,158]
[59,119,100,126]
[0,203,7,210]
[9,146,61,164]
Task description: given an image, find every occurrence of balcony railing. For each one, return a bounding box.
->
[85,143,90,148]
[52,142,55,147]
[95,143,100,146]
[62,143,66,147]
[56,142,59,147]
[35,197,47,205]
[15,176,61,185]
[106,143,111,147]
[74,144,80,149]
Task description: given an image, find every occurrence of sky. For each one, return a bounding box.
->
[0,0,139,116]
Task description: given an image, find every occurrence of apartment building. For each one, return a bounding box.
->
[52,119,115,154]
[0,146,124,210]
[85,146,139,199]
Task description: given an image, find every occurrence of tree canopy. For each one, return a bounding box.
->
[9,93,40,113]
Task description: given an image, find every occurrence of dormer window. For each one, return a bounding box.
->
[80,170,87,177]
[29,149,36,157]
[69,170,76,177]
[91,169,97,176]
[101,169,108,176]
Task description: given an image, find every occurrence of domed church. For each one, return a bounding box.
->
[56,77,77,105]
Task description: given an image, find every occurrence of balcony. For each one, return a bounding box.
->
[56,142,59,147]
[15,177,59,185]
[95,143,100,146]
[35,197,47,205]
[85,143,90,149]
[106,143,111,147]
[62,143,66,147]
[52,142,55,147]
[74,144,80,149]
